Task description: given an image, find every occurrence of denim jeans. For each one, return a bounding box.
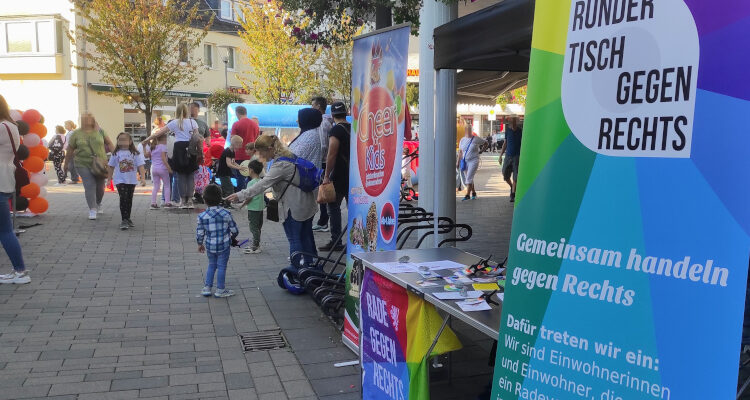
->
[282,210,316,270]
[327,194,348,245]
[232,168,248,191]
[170,173,181,203]
[204,248,230,290]
[0,192,25,271]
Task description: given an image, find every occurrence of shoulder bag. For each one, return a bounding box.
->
[88,130,109,178]
[266,166,296,222]
[3,122,30,192]
[459,136,474,171]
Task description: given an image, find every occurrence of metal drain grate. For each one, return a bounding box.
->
[239,330,288,352]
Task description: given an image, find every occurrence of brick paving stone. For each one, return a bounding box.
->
[110,376,168,391]
[0,162,511,399]
[282,380,316,398]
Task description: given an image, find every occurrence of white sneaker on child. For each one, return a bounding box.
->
[88,209,97,220]
[201,286,212,297]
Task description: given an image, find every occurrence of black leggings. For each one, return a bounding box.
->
[116,184,135,221]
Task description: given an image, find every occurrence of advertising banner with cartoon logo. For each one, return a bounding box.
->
[343,25,409,352]
[492,1,750,399]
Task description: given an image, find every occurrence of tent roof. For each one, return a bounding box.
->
[434,0,533,104]
[456,70,528,105]
[434,0,534,71]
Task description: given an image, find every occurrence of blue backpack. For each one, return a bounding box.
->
[269,156,323,192]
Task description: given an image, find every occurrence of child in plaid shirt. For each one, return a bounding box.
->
[197,184,239,298]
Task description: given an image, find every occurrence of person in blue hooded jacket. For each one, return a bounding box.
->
[289,108,323,169]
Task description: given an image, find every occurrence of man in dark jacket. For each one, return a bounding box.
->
[319,102,350,252]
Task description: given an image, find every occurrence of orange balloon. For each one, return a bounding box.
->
[29,123,47,138]
[23,156,44,173]
[29,145,49,160]
[28,197,49,214]
[20,182,40,199]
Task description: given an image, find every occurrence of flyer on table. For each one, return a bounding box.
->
[343,25,409,351]
[493,1,750,399]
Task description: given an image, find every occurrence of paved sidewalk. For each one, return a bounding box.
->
[0,156,513,400]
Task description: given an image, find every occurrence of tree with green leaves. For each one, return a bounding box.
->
[279,0,422,46]
[236,0,318,104]
[70,0,212,128]
[208,89,244,122]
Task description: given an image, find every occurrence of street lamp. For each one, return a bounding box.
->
[222,55,229,90]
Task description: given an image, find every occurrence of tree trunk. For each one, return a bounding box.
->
[145,109,152,137]
[375,6,392,29]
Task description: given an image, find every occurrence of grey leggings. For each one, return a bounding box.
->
[176,171,195,202]
[77,166,105,210]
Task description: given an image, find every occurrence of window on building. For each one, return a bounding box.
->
[225,47,235,70]
[220,0,233,20]
[1,18,64,55]
[6,22,34,52]
[203,44,213,68]
[179,41,188,63]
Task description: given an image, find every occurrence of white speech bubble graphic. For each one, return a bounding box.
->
[561,0,699,158]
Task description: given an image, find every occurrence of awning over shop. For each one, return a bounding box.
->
[433,0,533,103]
[456,70,528,105]
[89,83,210,99]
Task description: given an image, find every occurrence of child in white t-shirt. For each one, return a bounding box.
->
[107,132,146,230]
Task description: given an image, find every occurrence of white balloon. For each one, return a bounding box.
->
[39,187,48,197]
[30,173,48,187]
[24,133,40,147]
[10,110,22,121]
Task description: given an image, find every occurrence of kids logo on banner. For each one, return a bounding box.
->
[342,25,410,351]
[493,1,750,400]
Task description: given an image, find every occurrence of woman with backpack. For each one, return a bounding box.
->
[0,94,29,284]
[225,134,317,293]
[49,125,67,185]
[145,103,199,208]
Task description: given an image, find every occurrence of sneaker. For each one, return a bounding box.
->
[126,219,135,228]
[186,200,195,209]
[96,205,103,214]
[243,246,262,254]
[510,192,515,203]
[312,224,329,232]
[461,195,471,202]
[88,209,97,220]
[319,241,345,252]
[179,201,188,209]
[119,221,129,230]
[471,194,477,200]
[150,204,159,210]
[214,289,235,298]
[163,203,174,208]
[201,286,212,296]
[0,271,31,284]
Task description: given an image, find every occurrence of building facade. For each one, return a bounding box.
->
[0,0,253,141]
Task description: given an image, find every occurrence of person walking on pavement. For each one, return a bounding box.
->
[0,94,30,284]
[500,116,523,202]
[48,125,67,185]
[288,108,322,168]
[230,106,260,191]
[63,120,80,183]
[457,123,487,201]
[311,97,332,233]
[319,102,351,252]
[64,113,115,220]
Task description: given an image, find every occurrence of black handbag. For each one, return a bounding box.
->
[266,167,295,222]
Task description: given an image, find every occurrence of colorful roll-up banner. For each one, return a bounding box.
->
[343,25,410,352]
[493,1,750,399]
[360,268,462,400]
